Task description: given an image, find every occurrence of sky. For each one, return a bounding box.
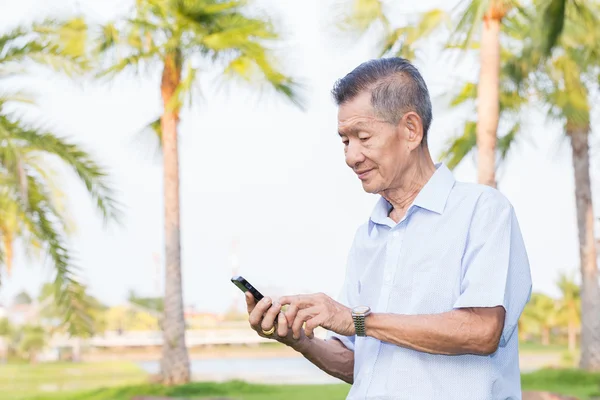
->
[0,0,597,314]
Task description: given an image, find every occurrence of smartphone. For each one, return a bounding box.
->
[231,275,265,302]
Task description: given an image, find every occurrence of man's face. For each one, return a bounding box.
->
[337,91,411,194]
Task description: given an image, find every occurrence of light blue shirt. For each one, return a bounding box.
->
[328,163,532,400]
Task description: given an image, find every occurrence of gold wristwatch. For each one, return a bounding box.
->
[352,306,372,337]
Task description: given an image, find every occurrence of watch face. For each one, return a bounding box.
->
[353,306,370,315]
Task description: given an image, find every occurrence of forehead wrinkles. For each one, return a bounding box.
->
[338,116,384,134]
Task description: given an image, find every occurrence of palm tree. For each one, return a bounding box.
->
[438,1,600,370]
[0,24,119,334]
[535,39,600,371]
[0,318,11,363]
[12,291,33,305]
[555,272,581,352]
[92,0,303,383]
[520,292,557,345]
[15,325,46,364]
[452,1,514,188]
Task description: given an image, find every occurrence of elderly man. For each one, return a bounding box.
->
[245,57,532,399]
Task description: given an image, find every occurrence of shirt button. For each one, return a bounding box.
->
[385,273,392,282]
[392,231,399,238]
[364,367,371,375]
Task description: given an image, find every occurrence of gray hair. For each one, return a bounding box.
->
[331,57,433,145]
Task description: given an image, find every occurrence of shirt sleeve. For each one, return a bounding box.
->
[452,190,532,346]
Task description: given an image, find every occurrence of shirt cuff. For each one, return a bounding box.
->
[326,330,355,351]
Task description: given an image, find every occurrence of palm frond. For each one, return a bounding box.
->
[26,52,85,77]
[499,84,528,113]
[199,14,277,51]
[450,82,477,107]
[498,122,520,159]
[0,16,115,334]
[448,0,488,50]
[173,0,244,17]
[0,193,21,276]
[382,9,449,59]
[24,175,94,336]
[0,27,29,58]
[222,53,305,109]
[97,50,159,78]
[334,0,388,34]
[95,22,121,54]
[175,4,308,109]
[131,116,163,159]
[0,116,27,195]
[0,91,36,105]
[541,0,567,56]
[13,126,122,223]
[439,121,477,170]
[1,29,87,77]
[52,17,88,59]
[94,20,162,79]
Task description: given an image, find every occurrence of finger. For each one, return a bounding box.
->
[292,307,319,340]
[261,302,282,331]
[305,314,326,339]
[245,291,256,314]
[284,303,300,328]
[280,294,314,308]
[278,295,296,306]
[277,312,289,337]
[248,297,272,329]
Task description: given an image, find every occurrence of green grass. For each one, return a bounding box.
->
[27,370,600,400]
[522,368,600,399]
[0,362,147,400]
[519,341,576,354]
[29,381,352,400]
[5,362,600,400]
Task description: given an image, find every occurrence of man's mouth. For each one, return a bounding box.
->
[356,169,373,180]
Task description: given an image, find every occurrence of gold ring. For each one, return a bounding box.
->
[261,326,275,336]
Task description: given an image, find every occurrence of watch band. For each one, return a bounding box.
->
[352,307,371,337]
[353,314,367,336]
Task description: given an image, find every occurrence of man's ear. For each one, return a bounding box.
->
[404,112,424,149]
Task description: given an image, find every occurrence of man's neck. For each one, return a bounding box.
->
[382,149,436,223]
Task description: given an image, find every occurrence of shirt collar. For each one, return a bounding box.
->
[412,162,455,214]
[369,163,455,227]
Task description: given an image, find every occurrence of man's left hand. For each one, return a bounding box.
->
[279,293,355,339]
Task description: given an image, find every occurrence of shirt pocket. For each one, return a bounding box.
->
[357,263,384,309]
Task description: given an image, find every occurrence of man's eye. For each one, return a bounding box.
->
[342,140,349,146]
[359,137,369,142]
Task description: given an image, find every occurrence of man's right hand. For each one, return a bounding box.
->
[245,291,306,347]
[245,291,354,385]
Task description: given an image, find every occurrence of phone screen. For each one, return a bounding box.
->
[231,275,264,302]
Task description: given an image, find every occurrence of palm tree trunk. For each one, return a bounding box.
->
[541,326,550,346]
[72,337,81,362]
[568,125,600,371]
[159,48,190,384]
[1,228,13,276]
[476,14,501,188]
[568,319,577,353]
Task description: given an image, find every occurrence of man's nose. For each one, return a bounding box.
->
[345,141,365,169]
